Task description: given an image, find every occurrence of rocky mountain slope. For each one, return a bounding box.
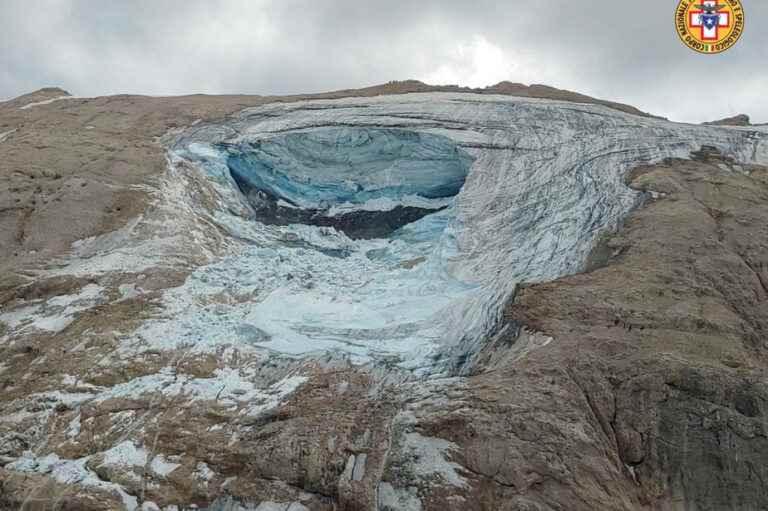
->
[704,114,752,127]
[0,83,767,511]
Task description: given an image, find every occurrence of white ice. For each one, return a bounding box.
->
[19,95,73,110]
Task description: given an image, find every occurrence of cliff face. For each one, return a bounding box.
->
[1,85,767,511]
[474,150,768,510]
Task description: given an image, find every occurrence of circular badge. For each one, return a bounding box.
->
[675,0,744,54]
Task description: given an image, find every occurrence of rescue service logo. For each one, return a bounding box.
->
[675,0,745,54]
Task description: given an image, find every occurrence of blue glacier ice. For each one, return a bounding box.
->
[223,128,474,211]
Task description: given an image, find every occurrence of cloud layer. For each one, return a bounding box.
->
[1,0,766,122]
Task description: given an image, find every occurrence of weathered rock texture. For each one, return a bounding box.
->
[1,83,767,511]
[468,149,768,510]
[704,113,751,127]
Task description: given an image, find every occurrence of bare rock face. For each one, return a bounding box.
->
[1,83,768,511]
[704,113,751,126]
[484,81,661,118]
[471,151,768,510]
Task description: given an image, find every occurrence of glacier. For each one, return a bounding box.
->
[224,129,473,213]
[118,92,768,375]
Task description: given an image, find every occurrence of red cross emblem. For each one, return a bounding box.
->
[689,1,730,41]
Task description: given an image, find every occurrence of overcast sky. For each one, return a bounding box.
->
[1,1,766,123]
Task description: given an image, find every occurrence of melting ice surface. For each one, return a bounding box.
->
[147,93,768,374]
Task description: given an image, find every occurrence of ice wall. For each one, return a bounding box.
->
[224,128,473,210]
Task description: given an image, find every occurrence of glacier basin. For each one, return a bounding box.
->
[164,127,479,373]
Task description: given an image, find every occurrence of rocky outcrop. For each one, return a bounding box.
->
[495,150,768,510]
[484,81,661,118]
[704,113,751,126]
[1,84,768,511]
[327,80,660,119]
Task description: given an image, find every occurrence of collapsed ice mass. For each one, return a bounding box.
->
[222,128,474,238]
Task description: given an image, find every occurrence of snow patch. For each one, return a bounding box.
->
[102,440,148,471]
[67,413,82,439]
[378,482,422,511]
[19,95,73,109]
[119,283,141,300]
[99,440,180,478]
[62,374,78,386]
[150,455,181,477]
[92,367,306,416]
[0,128,16,143]
[0,283,104,336]
[193,461,215,483]
[8,452,138,510]
[403,432,467,487]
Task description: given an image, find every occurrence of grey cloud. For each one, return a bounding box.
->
[1,0,765,122]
